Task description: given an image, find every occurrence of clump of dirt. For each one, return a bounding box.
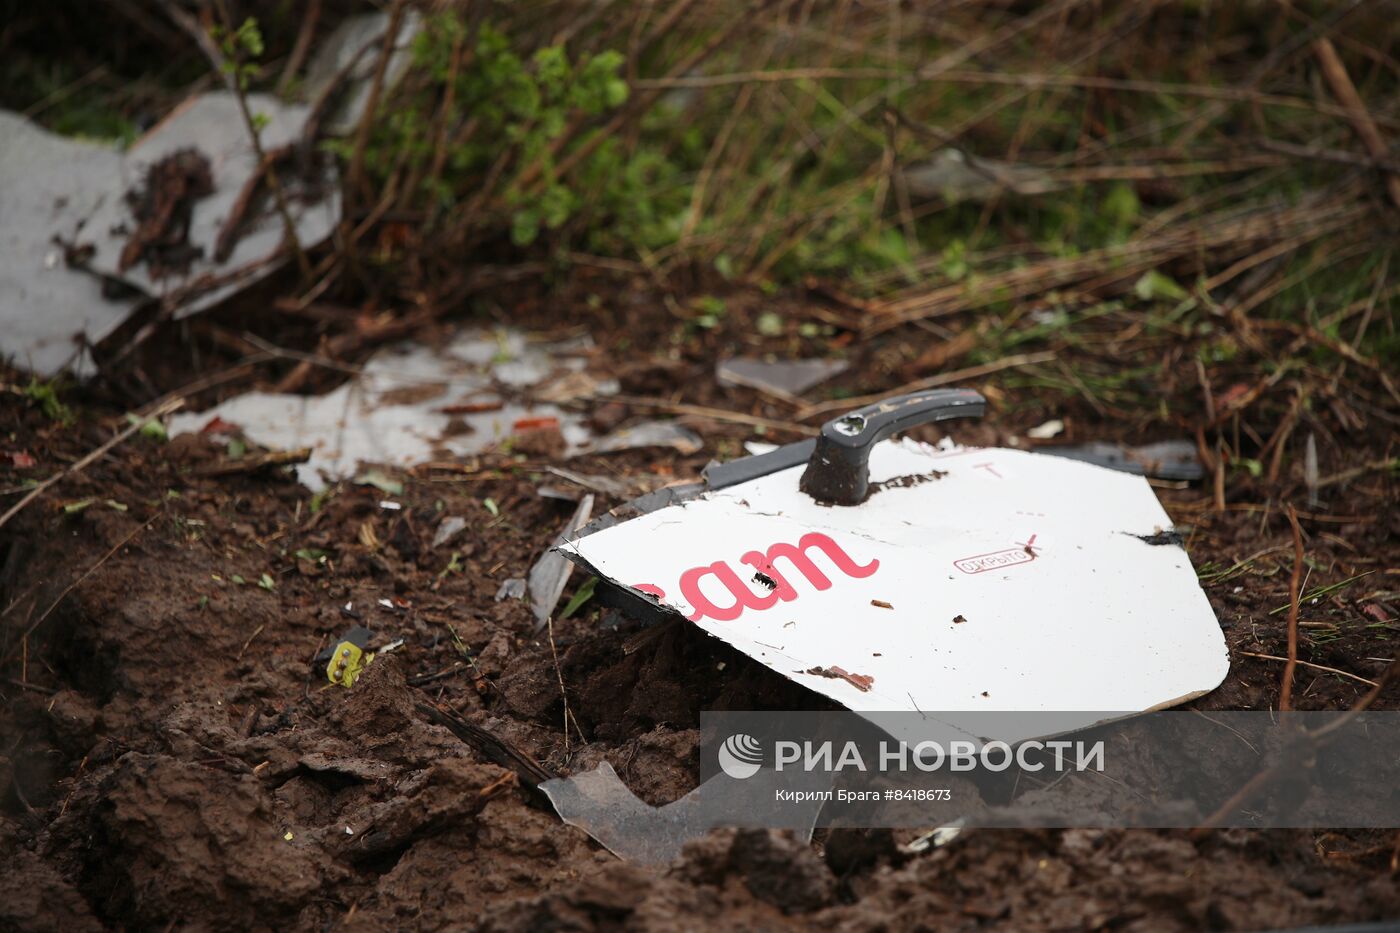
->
[118,147,214,277]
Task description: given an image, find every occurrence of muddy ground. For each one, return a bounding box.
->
[1,278,1397,931]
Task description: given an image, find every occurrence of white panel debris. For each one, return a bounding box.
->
[0,113,135,377]
[78,92,340,316]
[168,330,599,490]
[562,440,1230,740]
[0,94,341,375]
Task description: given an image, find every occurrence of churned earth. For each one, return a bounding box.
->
[1,279,1397,931]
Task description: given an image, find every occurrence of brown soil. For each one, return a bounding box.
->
[1,278,1397,931]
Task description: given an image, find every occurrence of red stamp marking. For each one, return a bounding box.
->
[973,462,1003,479]
[954,547,1036,575]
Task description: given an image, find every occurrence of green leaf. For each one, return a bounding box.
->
[309,488,333,513]
[355,470,404,496]
[125,413,168,442]
[1134,270,1189,302]
[756,312,784,336]
[559,577,597,619]
[482,497,499,517]
[258,573,276,591]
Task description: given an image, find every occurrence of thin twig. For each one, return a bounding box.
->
[275,0,321,96]
[0,397,184,533]
[1236,651,1379,689]
[1194,655,1399,833]
[1313,37,1400,209]
[607,394,818,436]
[546,615,583,750]
[346,0,407,200]
[1279,505,1305,712]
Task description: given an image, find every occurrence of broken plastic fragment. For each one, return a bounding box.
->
[528,495,595,627]
[588,420,703,456]
[1039,439,1203,481]
[903,148,1064,203]
[495,578,527,601]
[540,762,830,865]
[432,516,468,549]
[168,330,598,490]
[326,640,373,687]
[717,357,849,399]
[1025,419,1064,440]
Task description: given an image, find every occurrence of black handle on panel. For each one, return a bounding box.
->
[798,388,986,505]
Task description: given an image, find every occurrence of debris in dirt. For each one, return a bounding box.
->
[322,625,376,687]
[903,148,1065,203]
[432,515,468,549]
[1305,432,1321,507]
[417,702,555,788]
[544,466,638,498]
[0,91,340,377]
[870,599,893,610]
[717,356,849,400]
[903,821,965,854]
[1025,418,1065,440]
[563,436,1230,741]
[192,446,311,477]
[118,148,214,277]
[1134,529,1186,547]
[540,761,830,865]
[528,494,595,628]
[168,330,602,490]
[314,626,373,664]
[78,92,340,318]
[1038,438,1204,481]
[803,666,875,692]
[495,578,527,601]
[586,420,703,456]
[534,369,618,403]
[355,469,404,496]
[510,416,567,457]
[870,469,946,494]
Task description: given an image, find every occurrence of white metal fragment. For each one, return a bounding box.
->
[0,112,135,377]
[562,439,1230,740]
[528,495,595,628]
[168,329,599,490]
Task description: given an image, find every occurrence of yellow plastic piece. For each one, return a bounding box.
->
[326,640,374,687]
